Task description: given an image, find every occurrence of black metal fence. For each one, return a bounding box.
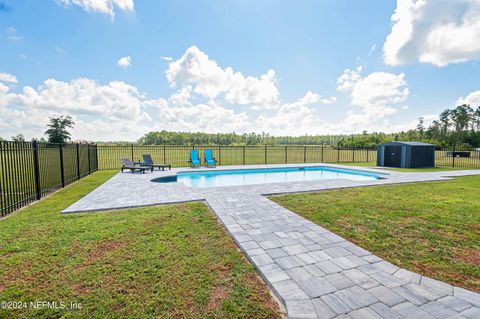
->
[435,146,480,169]
[0,141,98,217]
[97,145,377,169]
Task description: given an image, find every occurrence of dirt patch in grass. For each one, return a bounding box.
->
[72,282,90,295]
[84,239,131,266]
[205,286,228,312]
[453,247,480,266]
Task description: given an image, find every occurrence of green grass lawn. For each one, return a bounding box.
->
[270,175,480,292]
[0,171,282,319]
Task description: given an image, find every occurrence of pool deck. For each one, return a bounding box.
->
[63,163,480,319]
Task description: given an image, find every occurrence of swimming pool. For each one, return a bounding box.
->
[153,166,384,188]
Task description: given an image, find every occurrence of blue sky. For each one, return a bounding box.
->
[1,0,479,141]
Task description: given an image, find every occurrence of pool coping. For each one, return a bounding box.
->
[151,164,389,187]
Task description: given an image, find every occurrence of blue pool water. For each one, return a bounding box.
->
[159,166,383,188]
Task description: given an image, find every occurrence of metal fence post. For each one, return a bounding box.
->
[0,142,3,215]
[88,144,91,174]
[242,146,246,165]
[337,143,340,162]
[352,147,355,162]
[32,140,41,200]
[76,143,80,180]
[321,145,324,162]
[303,146,307,163]
[285,146,288,164]
[366,148,369,162]
[218,145,221,166]
[59,144,65,187]
[264,146,267,164]
[163,145,166,164]
[95,144,99,171]
[452,144,456,168]
[131,144,134,161]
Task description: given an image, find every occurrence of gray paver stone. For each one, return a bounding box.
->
[298,277,337,298]
[367,286,406,307]
[286,300,318,319]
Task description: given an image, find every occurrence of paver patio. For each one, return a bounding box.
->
[63,164,480,318]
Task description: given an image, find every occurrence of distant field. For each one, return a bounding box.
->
[96,145,376,169]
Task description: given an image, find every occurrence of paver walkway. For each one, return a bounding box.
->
[64,164,480,318]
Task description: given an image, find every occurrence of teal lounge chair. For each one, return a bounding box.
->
[204,149,217,167]
[188,150,201,167]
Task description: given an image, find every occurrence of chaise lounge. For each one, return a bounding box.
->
[142,154,171,171]
[204,149,217,167]
[121,158,153,173]
[188,150,201,168]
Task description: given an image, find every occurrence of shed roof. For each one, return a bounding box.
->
[379,141,435,146]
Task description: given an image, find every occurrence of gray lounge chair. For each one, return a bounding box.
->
[142,154,171,171]
[121,158,152,173]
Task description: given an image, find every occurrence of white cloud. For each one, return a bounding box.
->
[6,27,22,41]
[168,86,193,107]
[166,46,280,110]
[161,56,173,62]
[154,101,251,133]
[337,66,362,92]
[0,72,18,84]
[117,56,132,69]
[59,0,134,18]
[336,67,409,132]
[350,72,409,114]
[1,78,147,120]
[55,46,65,54]
[456,90,480,106]
[384,0,480,67]
[320,96,337,104]
[256,91,322,135]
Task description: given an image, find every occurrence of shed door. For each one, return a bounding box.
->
[384,145,402,167]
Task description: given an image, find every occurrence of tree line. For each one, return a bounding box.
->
[338,104,480,148]
[137,104,480,148]
[137,131,344,146]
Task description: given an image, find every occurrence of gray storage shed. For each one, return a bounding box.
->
[377,141,435,168]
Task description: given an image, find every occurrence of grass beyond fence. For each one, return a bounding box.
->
[97,145,480,170]
[97,145,377,169]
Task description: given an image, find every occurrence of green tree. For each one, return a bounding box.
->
[473,107,480,131]
[45,115,75,143]
[11,134,25,142]
[416,117,425,138]
[450,104,473,145]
